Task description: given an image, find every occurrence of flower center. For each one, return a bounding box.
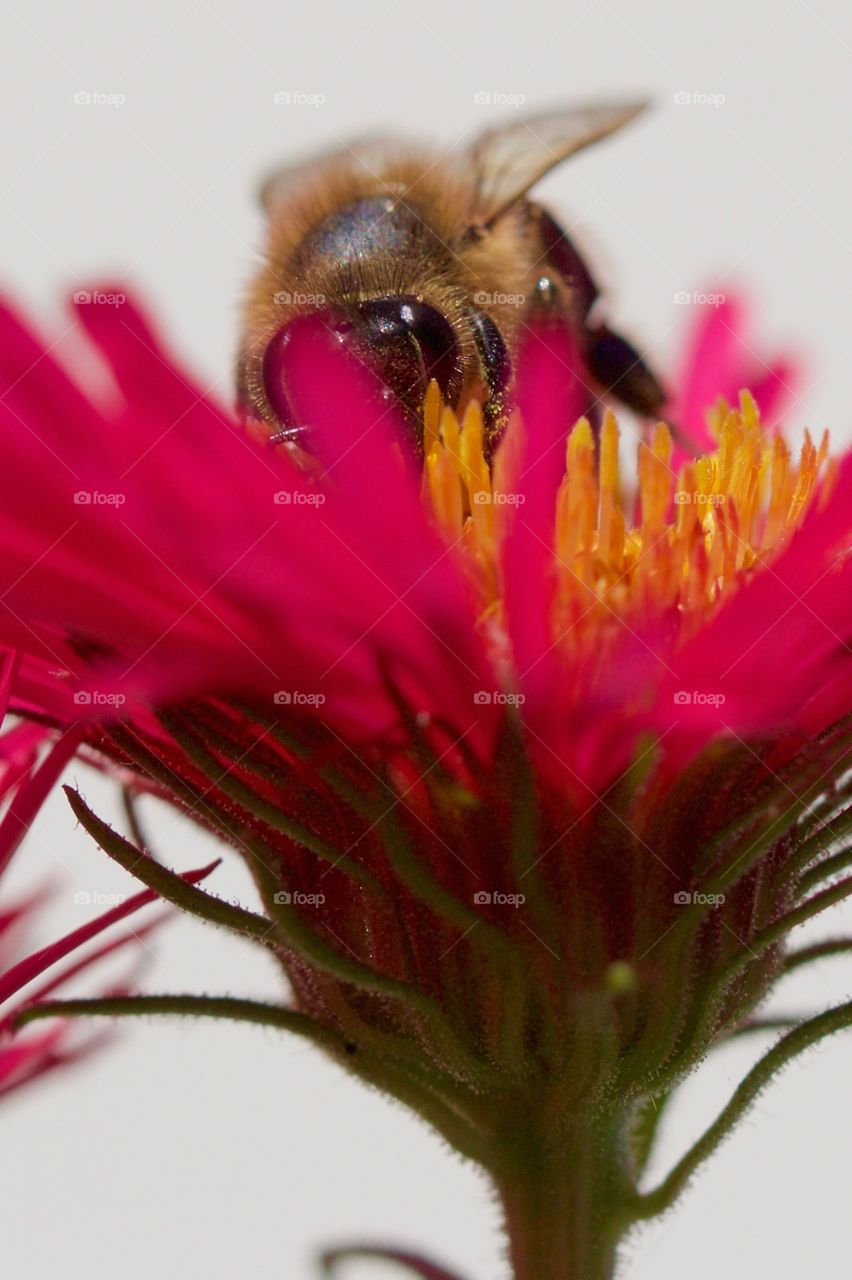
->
[422,381,832,653]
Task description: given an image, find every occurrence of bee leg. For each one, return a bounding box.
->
[584,322,667,419]
[469,308,512,451]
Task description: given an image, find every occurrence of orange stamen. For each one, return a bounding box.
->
[421,380,830,657]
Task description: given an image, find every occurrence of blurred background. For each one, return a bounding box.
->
[1,1,850,1276]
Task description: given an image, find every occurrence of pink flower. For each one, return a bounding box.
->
[0,290,839,792]
[1,286,850,1278]
[0,293,487,746]
[0,660,211,1099]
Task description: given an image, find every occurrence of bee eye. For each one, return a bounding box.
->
[259,300,462,454]
[355,297,462,406]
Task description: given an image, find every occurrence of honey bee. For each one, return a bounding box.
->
[239,100,666,454]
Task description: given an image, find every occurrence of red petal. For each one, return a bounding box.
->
[0,861,217,1004]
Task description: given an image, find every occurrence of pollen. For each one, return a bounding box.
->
[422,384,832,653]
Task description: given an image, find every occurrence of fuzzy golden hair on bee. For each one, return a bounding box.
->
[242,143,530,345]
[240,100,667,451]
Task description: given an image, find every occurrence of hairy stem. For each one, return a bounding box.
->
[494,1099,632,1280]
[625,999,852,1222]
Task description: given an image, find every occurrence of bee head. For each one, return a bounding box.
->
[261,297,463,452]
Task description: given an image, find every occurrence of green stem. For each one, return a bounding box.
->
[64,787,277,950]
[16,994,496,1167]
[798,843,852,896]
[626,999,852,1222]
[787,801,852,887]
[494,1102,630,1280]
[15,994,343,1053]
[783,938,852,973]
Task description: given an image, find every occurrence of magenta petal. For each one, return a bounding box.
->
[0,720,45,802]
[13,914,163,1009]
[0,728,83,876]
[0,1024,113,1099]
[504,324,586,679]
[0,1022,66,1089]
[0,283,846,807]
[0,860,217,1005]
[667,292,799,460]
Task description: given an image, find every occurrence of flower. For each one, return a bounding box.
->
[0,657,213,1100]
[3,288,851,1278]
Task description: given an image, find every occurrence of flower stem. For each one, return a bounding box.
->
[495,1104,627,1280]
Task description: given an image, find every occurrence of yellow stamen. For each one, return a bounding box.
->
[423,377,442,457]
[420,379,832,656]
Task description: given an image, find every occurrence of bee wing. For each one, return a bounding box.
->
[466,100,648,228]
[259,135,403,211]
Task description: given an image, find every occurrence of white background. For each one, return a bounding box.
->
[1,1,851,1277]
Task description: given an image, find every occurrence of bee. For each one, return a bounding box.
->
[239,100,666,454]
